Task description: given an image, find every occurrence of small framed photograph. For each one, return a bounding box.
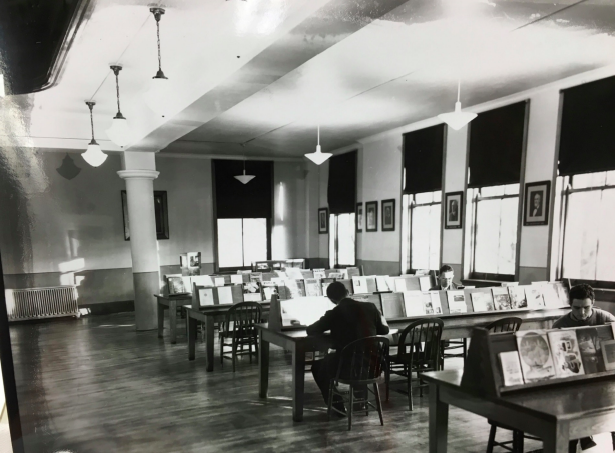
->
[356,203,363,233]
[365,201,378,232]
[381,199,395,232]
[318,208,328,234]
[445,191,463,229]
[524,181,551,226]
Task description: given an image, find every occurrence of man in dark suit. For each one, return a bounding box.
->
[430,264,462,291]
[531,192,543,217]
[307,282,389,413]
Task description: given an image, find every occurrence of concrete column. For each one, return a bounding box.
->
[118,152,160,331]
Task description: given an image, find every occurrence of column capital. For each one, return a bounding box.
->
[117,169,159,180]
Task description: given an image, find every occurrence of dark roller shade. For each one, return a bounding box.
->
[327,151,357,214]
[213,160,273,219]
[403,124,445,194]
[468,101,527,188]
[559,76,615,176]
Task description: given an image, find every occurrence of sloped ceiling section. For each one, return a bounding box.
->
[0,0,90,95]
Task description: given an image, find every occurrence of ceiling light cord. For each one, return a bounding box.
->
[111,66,124,118]
[317,125,320,146]
[86,101,96,143]
[457,80,461,103]
[150,8,167,78]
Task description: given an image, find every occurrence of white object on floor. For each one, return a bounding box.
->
[577,432,613,452]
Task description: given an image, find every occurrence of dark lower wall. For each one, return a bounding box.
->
[357,260,400,276]
[3,263,216,305]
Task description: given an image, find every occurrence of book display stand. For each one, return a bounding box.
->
[461,325,615,398]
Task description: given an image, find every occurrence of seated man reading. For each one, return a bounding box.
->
[306,281,389,414]
[553,283,615,451]
[430,264,462,291]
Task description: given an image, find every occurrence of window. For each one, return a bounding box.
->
[217,218,268,269]
[468,184,519,277]
[402,191,441,272]
[559,171,615,282]
[329,213,355,268]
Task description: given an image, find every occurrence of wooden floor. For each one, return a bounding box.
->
[9,312,544,453]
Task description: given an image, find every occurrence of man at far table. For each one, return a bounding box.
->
[306,281,389,415]
[552,283,615,451]
[430,264,462,291]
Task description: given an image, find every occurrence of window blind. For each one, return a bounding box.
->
[213,159,273,219]
[403,124,445,194]
[559,75,615,176]
[327,151,357,215]
[468,101,527,188]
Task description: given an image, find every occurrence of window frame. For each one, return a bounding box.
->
[404,192,442,273]
[329,212,356,268]
[557,173,615,287]
[215,217,272,272]
[468,186,519,281]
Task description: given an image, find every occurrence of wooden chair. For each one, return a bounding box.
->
[440,338,467,369]
[387,318,444,410]
[327,336,389,431]
[484,316,538,453]
[219,302,262,372]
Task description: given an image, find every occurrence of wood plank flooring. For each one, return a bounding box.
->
[8,312,543,453]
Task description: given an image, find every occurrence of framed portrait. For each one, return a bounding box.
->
[365,201,378,232]
[121,190,170,241]
[524,181,551,226]
[381,199,395,232]
[356,203,363,233]
[318,208,328,234]
[445,191,463,229]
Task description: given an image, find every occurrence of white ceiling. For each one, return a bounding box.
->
[3,0,615,159]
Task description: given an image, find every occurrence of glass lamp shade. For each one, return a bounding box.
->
[105,116,131,148]
[81,142,108,167]
[438,101,477,131]
[234,170,256,184]
[143,77,179,118]
[305,145,332,165]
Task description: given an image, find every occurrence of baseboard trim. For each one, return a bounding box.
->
[81,301,135,316]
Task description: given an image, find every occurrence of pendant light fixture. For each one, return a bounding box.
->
[438,81,477,131]
[82,101,108,167]
[143,7,171,117]
[105,65,131,148]
[305,125,331,165]
[234,158,255,184]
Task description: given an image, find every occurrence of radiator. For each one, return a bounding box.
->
[5,286,80,321]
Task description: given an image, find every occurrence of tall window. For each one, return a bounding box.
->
[402,191,441,272]
[213,160,273,271]
[466,101,527,280]
[559,171,615,282]
[217,218,268,269]
[329,213,356,268]
[468,184,519,277]
[402,124,445,273]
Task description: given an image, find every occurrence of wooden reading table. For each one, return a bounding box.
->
[156,294,192,344]
[186,302,270,371]
[423,366,615,452]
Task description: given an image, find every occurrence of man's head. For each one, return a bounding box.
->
[569,283,595,321]
[533,193,541,209]
[439,264,455,289]
[326,281,349,304]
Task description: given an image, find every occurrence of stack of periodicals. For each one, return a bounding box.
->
[499,324,615,387]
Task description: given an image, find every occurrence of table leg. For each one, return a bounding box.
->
[169,300,177,344]
[542,422,569,453]
[292,343,306,422]
[429,382,449,453]
[157,302,164,338]
[205,315,215,372]
[188,316,197,361]
[259,333,269,399]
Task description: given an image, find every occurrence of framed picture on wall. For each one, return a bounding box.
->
[318,208,328,234]
[356,203,363,233]
[381,199,395,232]
[524,181,551,226]
[445,191,463,229]
[122,190,170,241]
[365,201,378,232]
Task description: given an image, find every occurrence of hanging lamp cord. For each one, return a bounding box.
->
[155,13,163,72]
[115,71,121,115]
[88,103,95,141]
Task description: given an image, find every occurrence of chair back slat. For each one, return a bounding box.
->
[397,318,444,370]
[485,316,523,333]
[336,336,389,382]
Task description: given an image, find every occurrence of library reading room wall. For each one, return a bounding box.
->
[0,151,311,306]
